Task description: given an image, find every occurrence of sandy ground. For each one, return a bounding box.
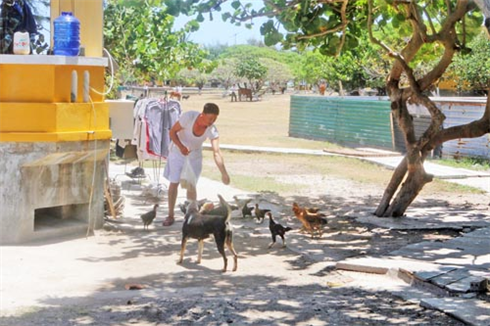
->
[1,92,488,325]
[2,169,486,325]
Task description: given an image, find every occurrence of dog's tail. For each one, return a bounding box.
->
[217,194,232,223]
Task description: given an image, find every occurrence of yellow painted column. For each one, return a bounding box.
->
[51,0,104,57]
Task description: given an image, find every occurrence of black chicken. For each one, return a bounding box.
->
[267,212,292,248]
[254,203,271,224]
[141,204,159,230]
[241,203,254,218]
[233,196,253,218]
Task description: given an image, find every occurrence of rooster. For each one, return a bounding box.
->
[292,202,327,238]
[254,204,271,224]
[141,204,159,230]
[267,212,292,248]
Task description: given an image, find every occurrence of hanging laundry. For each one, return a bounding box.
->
[131,98,182,161]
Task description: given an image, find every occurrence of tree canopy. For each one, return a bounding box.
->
[103,0,210,89]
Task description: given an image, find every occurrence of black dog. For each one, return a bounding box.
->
[178,194,238,272]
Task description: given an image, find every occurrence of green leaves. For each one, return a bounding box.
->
[103,0,209,95]
[449,32,490,92]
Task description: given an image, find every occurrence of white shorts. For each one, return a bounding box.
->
[163,147,203,184]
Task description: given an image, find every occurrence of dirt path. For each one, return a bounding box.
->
[0,175,471,326]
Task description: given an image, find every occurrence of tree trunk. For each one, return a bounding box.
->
[383,155,433,217]
[374,157,407,216]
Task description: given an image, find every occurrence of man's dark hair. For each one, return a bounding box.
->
[203,103,220,115]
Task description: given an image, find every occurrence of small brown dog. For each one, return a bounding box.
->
[178,194,238,272]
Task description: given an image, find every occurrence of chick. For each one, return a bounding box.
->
[141,204,159,230]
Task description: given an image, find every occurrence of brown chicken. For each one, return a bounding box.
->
[292,202,327,238]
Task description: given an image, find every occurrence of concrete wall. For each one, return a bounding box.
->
[0,140,109,244]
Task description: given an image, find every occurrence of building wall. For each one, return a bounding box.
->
[0,141,108,244]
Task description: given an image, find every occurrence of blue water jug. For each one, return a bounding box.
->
[53,12,80,56]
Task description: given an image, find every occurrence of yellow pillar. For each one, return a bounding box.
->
[50,0,104,57]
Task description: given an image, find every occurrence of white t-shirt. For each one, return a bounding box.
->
[173,111,219,153]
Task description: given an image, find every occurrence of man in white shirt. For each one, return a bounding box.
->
[162,103,230,226]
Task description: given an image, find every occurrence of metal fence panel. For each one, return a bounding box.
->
[289,96,393,149]
[290,96,489,159]
[436,99,489,159]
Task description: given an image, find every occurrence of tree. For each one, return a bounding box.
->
[103,0,209,95]
[176,67,209,91]
[234,57,268,92]
[216,44,301,88]
[170,0,490,218]
[212,58,243,89]
[262,58,293,89]
[450,32,490,94]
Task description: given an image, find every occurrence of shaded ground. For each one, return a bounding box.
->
[2,168,484,325]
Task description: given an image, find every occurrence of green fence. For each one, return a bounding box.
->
[289,95,394,149]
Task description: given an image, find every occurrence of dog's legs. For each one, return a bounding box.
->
[215,236,228,272]
[178,237,188,264]
[225,233,238,272]
[197,239,204,264]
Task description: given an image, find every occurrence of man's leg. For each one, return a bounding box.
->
[186,185,197,201]
[164,182,179,226]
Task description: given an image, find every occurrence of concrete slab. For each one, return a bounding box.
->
[388,236,490,270]
[429,268,473,288]
[414,266,461,282]
[357,210,490,230]
[420,298,490,326]
[335,256,446,275]
[463,227,490,239]
[445,275,488,293]
[362,156,490,179]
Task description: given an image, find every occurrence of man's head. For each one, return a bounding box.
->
[203,103,220,115]
[199,103,220,127]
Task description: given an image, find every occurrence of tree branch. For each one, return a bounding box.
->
[428,97,490,147]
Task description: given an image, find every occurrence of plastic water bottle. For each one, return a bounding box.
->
[53,12,80,56]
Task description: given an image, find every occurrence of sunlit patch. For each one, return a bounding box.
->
[237,308,293,322]
[71,316,95,325]
[425,248,461,255]
[277,299,302,308]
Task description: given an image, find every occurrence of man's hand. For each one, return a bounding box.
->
[179,145,190,156]
[222,173,230,185]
